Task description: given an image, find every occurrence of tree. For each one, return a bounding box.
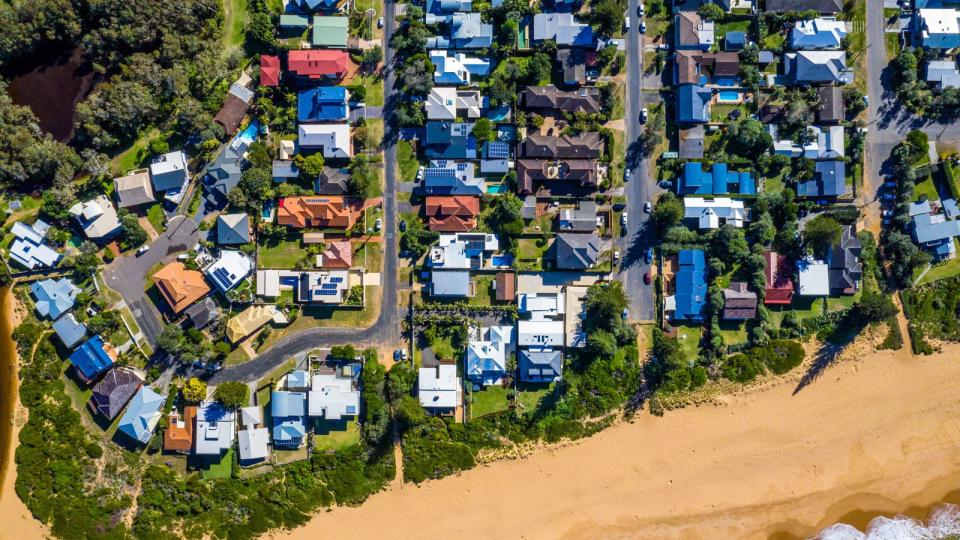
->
[711,224,750,266]
[592,0,626,36]
[584,281,628,334]
[361,46,383,69]
[471,118,495,142]
[157,324,185,355]
[298,153,326,179]
[348,155,379,198]
[803,215,842,257]
[697,3,725,21]
[396,54,434,96]
[855,291,898,323]
[331,344,358,359]
[182,377,208,403]
[120,212,148,249]
[652,192,684,233]
[73,241,101,278]
[214,381,249,408]
[727,118,772,158]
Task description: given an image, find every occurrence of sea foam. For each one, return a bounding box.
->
[811,504,960,540]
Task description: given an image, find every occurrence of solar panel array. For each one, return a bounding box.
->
[211,267,234,290]
[486,142,509,159]
[329,276,343,283]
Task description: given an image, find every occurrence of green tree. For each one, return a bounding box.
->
[157,324,185,355]
[299,153,326,179]
[697,3,725,21]
[592,0,626,36]
[214,381,250,408]
[73,241,101,278]
[803,215,842,257]
[471,118,495,142]
[855,291,898,323]
[182,377,208,403]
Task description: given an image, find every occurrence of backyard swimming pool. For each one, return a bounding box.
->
[715,77,739,87]
[718,90,741,103]
[487,184,507,194]
[491,255,513,267]
[232,120,260,150]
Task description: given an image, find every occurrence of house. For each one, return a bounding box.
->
[273,160,299,182]
[522,133,603,159]
[279,13,310,32]
[298,124,352,158]
[776,126,844,159]
[666,249,707,322]
[784,51,848,85]
[113,169,155,208]
[424,122,478,160]
[308,368,360,419]
[426,87,484,120]
[519,348,563,383]
[517,159,598,195]
[517,320,565,348]
[288,50,351,81]
[555,233,600,270]
[69,195,122,241]
[425,196,480,232]
[797,257,830,296]
[519,291,564,320]
[532,13,596,47]
[194,401,237,456]
[213,83,254,135]
[255,269,351,302]
[311,16,348,47]
[466,325,514,386]
[217,213,250,245]
[88,367,143,421]
[423,160,484,195]
[277,196,360,229]
[30,277,78,320]
[418,365,460,413]
[204,250,253,293]
[678,162,756,195]
[52,313,86,348]
[481,141,512,174]
[557,48,596,86]
[765,0,841,13]
[10,221,59,270]
[674,50,740,85]
[926,60,960,89]
[297,86,349,122]
[675,12,715,50]
[315,167,350,194]
[816,86,845,123]
[496,271,516,302]
[317,240,353,268]
[292,0,343,13]
[426,0,471,16]
[790,17,848,49]
[206,147,244,202]
[238,426,270,463]
[919,9,960,48]
[558,200,598,232]
[149,150,189,193]
[724,31,747,51]
[912,204,960,259]
[240,406,263,430]
[428,232,499,270]
[676,84,713,123]
[117,386,164,445]
[683,197,748,229]
[828,225,862,295]
[523,85,601,114]
[763,250,795,305]
[722,282,758,320]
[679,126,706,159]
[427,12,493,48]
[226,304,279,342]
[260,54,280,87]
[184,297,221,330]
[163,406,196,454]
[430,51,491,84]
[431,270,473,297]
[153,262,211,313]
[797,160,847,198]
[68,336,115,384]
[272,390,307,448]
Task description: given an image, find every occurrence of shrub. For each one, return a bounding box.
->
[754,339,805,375]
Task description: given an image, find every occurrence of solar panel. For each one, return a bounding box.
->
[329,276,343,283]
[486,142,509,159]
[321,283,337,289]
[317,290,338,296]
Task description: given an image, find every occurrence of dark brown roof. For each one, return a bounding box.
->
[676,12,702,47]
[523,86,602,114]
[88,367,143,420]
[675,51,740,85]
[517,159,598,195]
[722,282,758,320]
[817,86,845,123]
[495,272,516,302]
[214,94,251,135]
[522,133,603,159]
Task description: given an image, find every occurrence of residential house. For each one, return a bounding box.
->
[153,261,211,313]
[678,162,756,195]
[431,270,473,297]
[260,55,280,87]
[722,282,758,320]
[519,348,563,383]
[68,335,115,384]
[773,126,844,159]
[676,84,713,123]
[817,86,845,122]
[683,197,748,229]
[88,367,143,420]
[828,225,862,295]
[288,50,351,82]
[797,160,847,198]
[523,85,602,114]
[522,133,603,159]
[213,83,254,135]
[926,60,960,89]
[207,147,244,202]
[674,51,740,85]
[426,87,484,120]
[765,0,841,13]
[30,277,78,320]
[278,14,310,34]
[163,406,196,454]
[297,270,352,303]
[427,12,493,48]
[272,390,307,448]
[532,13,596,47]
[238,424,270,463]
[311,16,348,47]
[679,126,706,159]
[426,0,472,16]
[557,48,597,86]
[272,160,299,183]
[297,87,349,122]
[113,169,155,208]
[724,31,747,51]
[298,124,352,158]
[784,51,848,85]
[424,122,478,159]
[317,240,353,268]
[277,196,360,229]
[10,220,59,270]
[194,401,237,456]
[797,257,830,296]
[315,167,350,194]
[149,150,189,194]
[790,17,848,49]
[291,0,343,13]
[496,271,516,302]
[666,249,707,322]
[425,196,481,232]
[423,160,484,195]
[226,304,279,343]
[919,9,960,48]
[117,386,165,445]
[204,250,253,293]
[481,141,512,174]
[184,297,221,330]
[430,51,491,85]
[53,313,86,348]
[466,325,514,386]
[554,233,600,270]
[763,250,795,305]
[517,159,598,196]
[308,368,361,419]
[675,12,715,50]
[428,232,499,270]
[912,202,960,259]
[558,200,598,232]
[418,365,460,413]
[217,213,251,245]
[69,195,122,241]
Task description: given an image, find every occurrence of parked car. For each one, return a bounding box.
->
[393,350,402,361]
[621,308,629,319]
[659,180,672,189]
[640,22,646,33]
[863,94,869,106]
[644,247,654,264]
[625,15,630,29]
[620,212,628,227]
[640,107,648,123]
[416,166,425,182]
[644,201,652,213]
[136,245,150,256]
[625,168,631,181]
[637,3,644,16]
[399,220,407,232]
[614,250,621,261]
[377,17,384,28]
[884,181,897,188]
[643,272,652,285]
[375,218,383,231]
[881,209,893,217]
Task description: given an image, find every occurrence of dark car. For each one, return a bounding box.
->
[399,220,407,232]
[643,272,652,285]
[644,248,654,264]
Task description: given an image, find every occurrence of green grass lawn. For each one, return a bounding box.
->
[355,74,384,107]
[515,382,553,414]
[354,0,380,15]
[711,103,747,123]
[365,118,384,152]
[313,418,361,452]
[764,172,785,194]
[769,297,825,328]
[258,237,304,268]
[223,0,249,48]
[885,32,901,60]
[762,32,785,51]
[718,320,748,346]
[716,20,750,41]
[256,286,381,349]
[469,274,495,306]
[146,204,166,233]
[917,249,960,285]
[397,140,419,182]
[517,238,552,271]
[356,242,383,273]
[224,346,252,366]
[827,289,862,313]
[609,129,626,187]
[470,386,510,419]
[428,334,457,360]
[111,128,160,174]
[675,324,701,362]
[199,448,235,480]
[913,175,941,203]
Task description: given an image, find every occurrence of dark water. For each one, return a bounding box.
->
[0,288,17,488]
[6,47,94,142]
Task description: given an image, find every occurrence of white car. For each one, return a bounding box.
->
[644,201,652,213]
[416,166,425,182]
[377,17,384,28]
[620,212,628,227]
[640,107,648,123]
[375,218,383,231]
[614,250,621,261]
[625,168,631,181]
[136,245,150,256]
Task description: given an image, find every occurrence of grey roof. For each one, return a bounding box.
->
[217,213,250,244]
[558,48,587,85]
[184,297,221,329]
[427,12,493,48]
[766,0,842,12]
[785,51,846,84]
[558,201,598,232]
[431,270,471,297]
[944,199,960,219]
[89,367,143,420]
[519,348,563,382]
[555,233,600,269]
[272,160,299,179]
[52,313,87,348]
[913,214,960,244]
[315,167,350,195]
[522,196,538,220]
[828,225,862,292]
[208,147,244,199]
[817,86,845,123]
[679,126,705,159]
[798,160,846,197]
[113,170,156,208]
[909,200,933,217]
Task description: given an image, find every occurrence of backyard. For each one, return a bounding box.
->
[313,419,361,452]
[674,324,701,362]
[517,238,552,271]
[258,236,304,268]
[397,140,420,182]
[470,385,510,418]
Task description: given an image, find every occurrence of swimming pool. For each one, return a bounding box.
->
[717,90,741,102]
[487,184,507,194]
[715,77,739,87]
[491,255,513,267]
[231,120,260,150]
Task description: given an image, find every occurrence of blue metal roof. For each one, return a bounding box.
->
[674,250,707,322]
[117,386,164,444]
[799,161,846,197]
[677,85,712,124]
[53,314,86,349]
[69,335,113,381]
[297,87,348,122]
[30,277,78,320]
[679,162,756,195]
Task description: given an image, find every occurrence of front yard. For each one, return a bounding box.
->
[258,236,304,269]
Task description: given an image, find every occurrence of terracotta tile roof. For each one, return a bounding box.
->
[425,196,480,232]
[163,406,196,453]
[288,50,350,80]
[277,196,360,229]
[496,272,516,302]
[763,251,795,305]
[153,262,211,314]
[319,240,353,268]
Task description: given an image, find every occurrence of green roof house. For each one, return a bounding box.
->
[279,14,310,30]
[311,16,348,48]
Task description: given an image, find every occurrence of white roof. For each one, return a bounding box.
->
[238,428,270,461]
[818,125,845,159]
[426,87,458,120]
[466,326,514,370]
[428,233,500,269]
[256,269,282,297]
[517,320,565,347]
[683,197,747,229]
[9,221,59,270]
[69,195,121,239]
[518,292,564,321]
[240,406,262,428]
[308,372,360,419]
[418,365,460,409]
[920,9,960,35]
[791,17,847,49]
[797,257,830,296]
[298,124,352,158]
[149,150,188,177]
[927,60,960,88]
[194,402,237,456]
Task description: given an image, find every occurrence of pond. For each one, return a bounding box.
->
[6,47,95,142]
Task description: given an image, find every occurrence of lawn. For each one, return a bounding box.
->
[258,237,304,268]
[356,242,383,273]
[354,0,380,15]
[762,32,785,51]
[609,129,626,187]
[515,382,553,414]
[675,324,701,362]
[917,249,960,285]
[313,418,361,452]
[608,81,625,121]
[469,274,495,306]
[199,448,234,480]
[223,0,249,48]
[224,346,252,366]
[913,174,941,203]
[397,140,419,182]
[355,74,384,107]
[517,238,552,271]
[256,286,381,349]
[365,118,384,151]
[111,128,160,174]
[718,321,748,346]
[716,20,750,43]
[428,334,457,360]
[710,103,747,123]
[522,214,554,235]
[146,204,166,233]
[763,173,785,194]
[470,386,510,419]
[769,297,825,328]
[885,32,901,60]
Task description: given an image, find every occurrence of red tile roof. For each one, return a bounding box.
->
[425,196,479,232]
[260,55,280,87]
[277,196,360,229]
[763,251,795,305]
[287,50,350,80]
[319,240,353,268]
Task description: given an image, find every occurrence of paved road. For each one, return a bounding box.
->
[103,215,201,346]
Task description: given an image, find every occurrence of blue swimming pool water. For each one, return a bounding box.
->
[491,255,513,267]
[718,90,740,101]
[487,184,507,194]
[232,120,260,150]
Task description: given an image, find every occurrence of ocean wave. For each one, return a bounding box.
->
[811,504,960,540]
